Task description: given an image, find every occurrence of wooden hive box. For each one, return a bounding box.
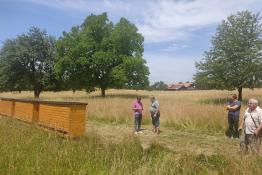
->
[0,98,87,138]
[14,100,39,123]
[0,98,15,117]
[38,101,87,137]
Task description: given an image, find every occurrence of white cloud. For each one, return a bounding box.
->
[21,0,94,11]
[22,0,262,44]
[162,43,188,52]
[138,0,261,43]
[20,0,140,17]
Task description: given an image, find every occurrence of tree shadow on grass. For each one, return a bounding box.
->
[88,94,150,99]
[200,98,248,105]
[49,94,150,101]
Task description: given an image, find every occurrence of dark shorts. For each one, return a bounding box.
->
[151,112,160,127]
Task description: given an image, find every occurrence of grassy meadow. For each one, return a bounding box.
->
[1,89,262,174]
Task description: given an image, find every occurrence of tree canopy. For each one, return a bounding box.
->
[0,27,59,98]
[194,11,262,100]
[55,13,149,97]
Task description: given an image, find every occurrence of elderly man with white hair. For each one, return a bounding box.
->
[238,98,262,154]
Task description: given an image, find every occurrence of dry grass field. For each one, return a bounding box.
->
[1,88,262,131]
[1,89,262,174]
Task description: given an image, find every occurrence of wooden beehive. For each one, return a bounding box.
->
[14,101,34,122]
[0,98,87,137]
[38,101,87,137]
[0,99,15,117]
[68,105,87,137]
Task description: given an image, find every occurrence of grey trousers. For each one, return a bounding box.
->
[134,114,142,132]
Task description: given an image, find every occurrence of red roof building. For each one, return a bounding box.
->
[167,82,194,90]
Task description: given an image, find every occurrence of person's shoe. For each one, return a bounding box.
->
[138,131,143,134]
[134,131,138,135]
[230,136,234,139]
[156,130,161,134]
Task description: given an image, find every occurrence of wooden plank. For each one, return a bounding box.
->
[38,104,70,132]
[68,105,87,137]
[14,102,34,122]
[0,100,13,117]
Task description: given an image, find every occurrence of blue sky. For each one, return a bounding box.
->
[0,0,261,84]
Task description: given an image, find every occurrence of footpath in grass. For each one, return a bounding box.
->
[87,120,241,156]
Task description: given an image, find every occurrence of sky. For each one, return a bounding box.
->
[0,0,261,84]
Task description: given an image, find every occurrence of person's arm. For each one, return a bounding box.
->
[153,102,160,117]
[229,105,240,110]
[254,123,262,136]
[132,102,137,111]
[155,107,160,117]
[238,111,245,131]
[133,102,143,113]
[139,103,143,114]
[227,101,241,111]
[238,116,244,131]
[226,102,230,110]
[254,111,262,136]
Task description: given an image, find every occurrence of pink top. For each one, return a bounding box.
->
[132,100,143,115]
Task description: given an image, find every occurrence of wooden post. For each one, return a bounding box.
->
[11,100,15,118]
[68,104,87,137]
[32,101,39,123]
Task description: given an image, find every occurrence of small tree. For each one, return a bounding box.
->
[0,27,58,98]
[194,11,262,100]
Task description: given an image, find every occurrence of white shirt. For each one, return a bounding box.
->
[243,107,262,134]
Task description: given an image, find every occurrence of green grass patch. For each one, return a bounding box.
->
[163,119,226,135]
[89,115,151,125]
[1,116,262,175]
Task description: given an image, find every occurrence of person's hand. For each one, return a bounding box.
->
[254,129,260,137]
[238,127,242,132]
[153,113,157,118]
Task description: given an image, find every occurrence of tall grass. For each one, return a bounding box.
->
[1,88,261,133]
[1,89,262,174]
[1,116,262,175]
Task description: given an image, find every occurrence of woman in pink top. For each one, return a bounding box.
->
[132,96,143,134]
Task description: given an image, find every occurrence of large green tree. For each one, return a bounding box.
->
[194,11,262,100]
[0,27,58,98]
[56,13,149,97]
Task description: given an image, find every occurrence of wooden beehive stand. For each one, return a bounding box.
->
[0,98,88,138]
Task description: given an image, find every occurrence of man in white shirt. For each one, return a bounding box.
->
[238,98,262,154]
[149,96,160,134]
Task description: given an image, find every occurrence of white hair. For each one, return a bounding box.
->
[248,98,258,105]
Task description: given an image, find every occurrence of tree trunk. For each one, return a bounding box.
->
[101,88,106,97]
[34,89,41,99]
[237,86,242,101]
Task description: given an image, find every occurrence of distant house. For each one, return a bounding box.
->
[167,82,195,91]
